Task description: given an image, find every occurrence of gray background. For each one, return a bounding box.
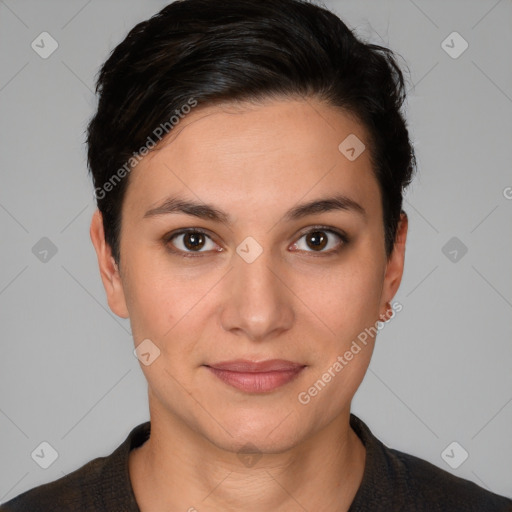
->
[1,0,511,503]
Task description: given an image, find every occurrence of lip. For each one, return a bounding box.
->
[205,359,306,393]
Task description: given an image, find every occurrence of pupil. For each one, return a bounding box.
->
[184,232,204,251]
[307,231,327,251]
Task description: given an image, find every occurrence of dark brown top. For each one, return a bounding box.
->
[2,414,511,511]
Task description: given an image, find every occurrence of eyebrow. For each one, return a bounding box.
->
[143,193,367,223]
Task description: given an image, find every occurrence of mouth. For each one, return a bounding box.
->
[204,359,306,393]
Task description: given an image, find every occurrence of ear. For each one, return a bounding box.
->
[379,211,408,318]
[89,209,129,319]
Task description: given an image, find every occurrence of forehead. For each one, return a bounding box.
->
[123,98,381,222]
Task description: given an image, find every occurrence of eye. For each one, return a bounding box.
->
[164,226,348,258]
[290,227,347,254]
[166,229,221,255]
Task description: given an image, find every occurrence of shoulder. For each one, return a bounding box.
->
[0,456,107,512]
[390,447,512,511]
[349,414,512,512]
[0,422,149,512]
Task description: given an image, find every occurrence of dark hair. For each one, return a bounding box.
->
[87,0,416,264]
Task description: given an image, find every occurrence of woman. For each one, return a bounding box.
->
[3,0,511,510]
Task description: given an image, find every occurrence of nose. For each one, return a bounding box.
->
[219,246,295,343]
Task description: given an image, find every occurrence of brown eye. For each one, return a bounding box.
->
[167,230,218,254]
[305,231,328,251]
[291,228,346,254]
[183,232,206,251]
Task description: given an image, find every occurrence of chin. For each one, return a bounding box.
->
[202,407,306,455]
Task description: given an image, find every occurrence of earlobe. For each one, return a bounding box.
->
[89,209,130,319]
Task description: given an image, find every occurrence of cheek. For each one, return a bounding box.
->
[304,255,384,340]
[121,251,217,347]
[294,256,382,420]
[120,251,177,342]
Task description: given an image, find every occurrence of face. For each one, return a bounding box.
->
[91,97,407,454]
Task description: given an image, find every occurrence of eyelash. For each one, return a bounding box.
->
[163,225,349,258]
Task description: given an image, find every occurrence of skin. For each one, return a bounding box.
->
[90,96,408,512]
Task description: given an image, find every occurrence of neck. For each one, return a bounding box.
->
[129,406,366,512]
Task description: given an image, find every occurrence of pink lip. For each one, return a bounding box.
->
[205,359,306,393]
